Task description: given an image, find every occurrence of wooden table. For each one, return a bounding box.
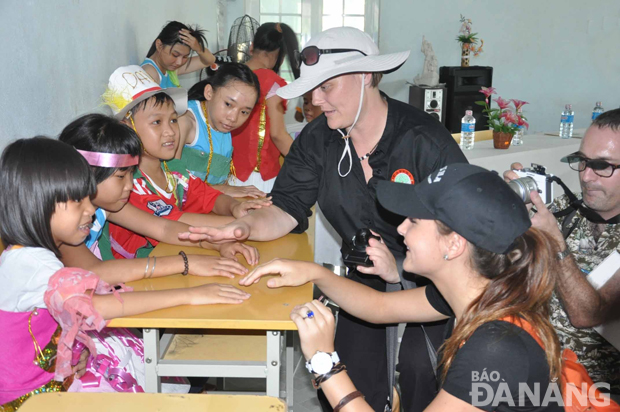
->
[20,393,287,412]
[108,226,314,409]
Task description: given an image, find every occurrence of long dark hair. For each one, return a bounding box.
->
[188,63,260,106]
[437,223,562,383]
[146,21,207,60]
[59,114,142,184]
[0,137,96,258]
[252,22,299,78]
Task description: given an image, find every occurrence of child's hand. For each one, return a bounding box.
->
[290,300,336,361]
[218,242,259,266]
[72,348,90,379]
[217,184,267,199]
[179,29,203,53]
[239,258,312,287]
[231,197,273,219]
[188,255,249,278]
[187,283,250,305]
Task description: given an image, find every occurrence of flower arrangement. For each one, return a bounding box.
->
[457,15,484,65]
[476,87,529,134]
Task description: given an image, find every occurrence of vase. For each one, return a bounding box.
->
[493,131,513,149]
[461,44,470,67]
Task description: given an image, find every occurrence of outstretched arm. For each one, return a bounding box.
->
[179,204,298,243]
[92,283,250,319]
[59,242,250,284]
[239,259,447,324]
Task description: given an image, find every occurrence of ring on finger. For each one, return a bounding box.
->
[305,310,315,319]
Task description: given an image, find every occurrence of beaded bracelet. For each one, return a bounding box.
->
[178,251,189,276]
[312,363,347,389]
[333,390,364,412]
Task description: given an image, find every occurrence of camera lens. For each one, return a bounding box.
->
[508,177,539,204]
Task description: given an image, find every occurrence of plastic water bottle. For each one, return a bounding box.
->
[592,101,604,121]
[460,110,476,150]
[511,108,524,146]
[559,104,574,139]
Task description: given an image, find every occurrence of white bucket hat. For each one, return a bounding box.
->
[102,65,188,120]
[277,27,410,99]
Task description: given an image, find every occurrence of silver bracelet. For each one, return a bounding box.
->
[144,256,150,279]
[149,256,157,279]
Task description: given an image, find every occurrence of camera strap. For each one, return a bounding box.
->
[549,175,620,225]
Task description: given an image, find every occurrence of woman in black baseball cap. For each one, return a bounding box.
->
[240,163,565,411]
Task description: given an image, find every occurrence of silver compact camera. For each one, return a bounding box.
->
[508,164,554,204]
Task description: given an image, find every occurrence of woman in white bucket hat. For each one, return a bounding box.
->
[180,26,467,411]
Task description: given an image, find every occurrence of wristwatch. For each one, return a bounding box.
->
[557,247,571,261]
[306,351,340,375]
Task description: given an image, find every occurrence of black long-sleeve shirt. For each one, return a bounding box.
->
[271,95,467,290]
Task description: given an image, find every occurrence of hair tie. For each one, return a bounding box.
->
[275,23,282,33]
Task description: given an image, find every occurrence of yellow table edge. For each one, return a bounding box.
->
[19,392,287,411]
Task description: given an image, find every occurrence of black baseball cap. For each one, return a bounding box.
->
[377,163,531,254]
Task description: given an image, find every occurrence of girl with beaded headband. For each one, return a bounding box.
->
[176,62,265,198]
[102,66,271,260]
[142,21,215,88]
[59,113,259,281]
[0,137,251,409]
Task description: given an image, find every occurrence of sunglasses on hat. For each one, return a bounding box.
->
[297,46,367,67]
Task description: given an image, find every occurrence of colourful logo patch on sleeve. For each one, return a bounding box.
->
[147,199,174,217]
[391,169,414,184]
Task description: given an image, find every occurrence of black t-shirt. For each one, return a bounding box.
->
[425,284,563,412]
[271,95,467,290]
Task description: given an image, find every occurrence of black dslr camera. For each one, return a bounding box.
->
[342,228,381,268]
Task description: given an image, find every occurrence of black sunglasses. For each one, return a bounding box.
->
[566,153,620,178]
[297,46,367,66]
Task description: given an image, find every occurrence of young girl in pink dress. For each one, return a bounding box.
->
[0,137,250,409]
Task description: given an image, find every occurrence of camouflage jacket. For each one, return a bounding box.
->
[549,194,620,393]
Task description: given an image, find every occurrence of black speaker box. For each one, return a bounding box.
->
[439,66,493,133]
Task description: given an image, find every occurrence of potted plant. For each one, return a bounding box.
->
[476,87,529,149]
[456,15,484,67]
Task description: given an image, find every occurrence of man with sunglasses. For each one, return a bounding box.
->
[181,27,467,411]
[505,109,620,398]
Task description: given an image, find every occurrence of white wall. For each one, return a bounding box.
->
[379,0,620,133]
[0,0,218,146]
[3,0,619,146]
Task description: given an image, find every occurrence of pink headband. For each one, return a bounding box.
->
[77,149,139,168]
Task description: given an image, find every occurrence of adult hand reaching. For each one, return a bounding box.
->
[178,221,252,244]
[238,258,316,288]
